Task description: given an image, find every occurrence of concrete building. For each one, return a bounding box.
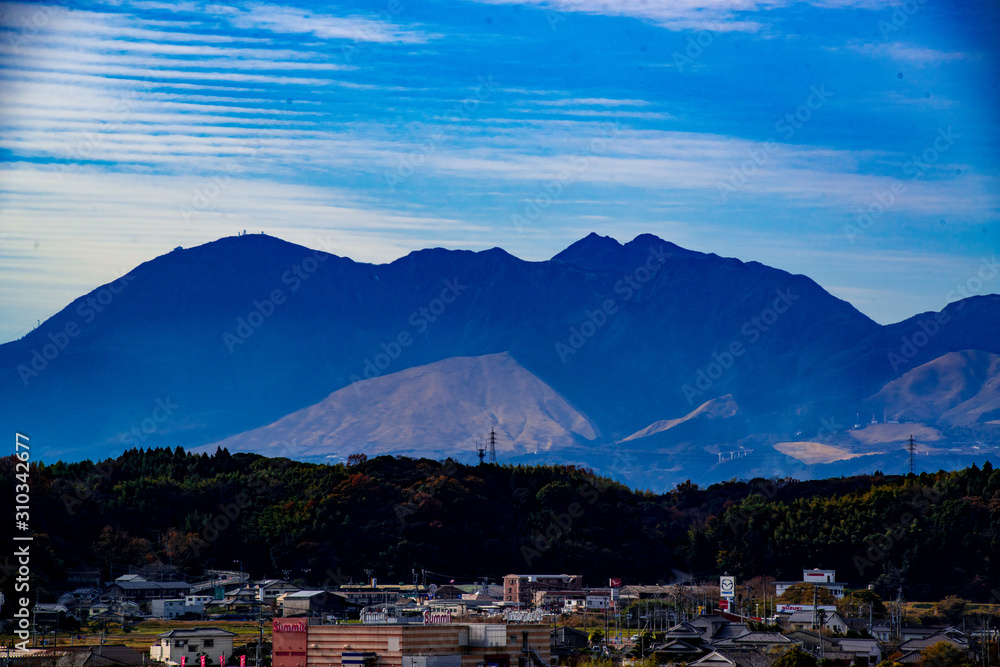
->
[502,575,581,608]
[150,628,236,665]
[280,590,359,618]
[105,580,193,601]
[775,570,845,600]
[150,599,187,620]
[272,621,552,667]
[257,580,302,603]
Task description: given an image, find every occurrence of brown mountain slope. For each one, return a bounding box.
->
[201,352,598,459]
[867,349,1000,427]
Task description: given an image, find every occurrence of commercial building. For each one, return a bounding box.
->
[502,575,581,608]
[774,570,845,600]
[272,620,552,667]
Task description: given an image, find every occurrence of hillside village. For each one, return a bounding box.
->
[4,567,997,667]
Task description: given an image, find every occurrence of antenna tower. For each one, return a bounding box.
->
[475,435,486,465]
[488,427,497,464]
[907,435,916,475]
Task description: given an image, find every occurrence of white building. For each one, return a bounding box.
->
[775,569,845,599]
[150,628,236,665]
[150,599,187,620]
[255,579,301,603]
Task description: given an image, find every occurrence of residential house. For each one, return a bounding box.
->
[255,580,301,603]
[664,621,708,644]
[689,616,749,644]
[87,602,112,618]
[58,645,144,667]
[870,624,891,642]
[785,610,848,634]
[709,624,751,645]
[186,595,213,608]
[783,631,837,655]
[712,632,800,652]
[690,648,776,667]
[618,585,674,604]
[900,627,968,643]
[150,599,187,620]
[150,628,236,665]
[898,633,969,653]
[34,603,73,628]
[837,638,881,664]
[104,580,192,602]
[651,639,706,663]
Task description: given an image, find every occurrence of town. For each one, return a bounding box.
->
[3,568,996,667]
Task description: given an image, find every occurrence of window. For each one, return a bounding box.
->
[175,641,186,647]
[189,646,198,652]
[204,640,214,648]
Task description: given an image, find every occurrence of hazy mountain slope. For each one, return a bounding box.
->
[619,395,739,442]
[200,352,597,459]
[865,349,1000,426]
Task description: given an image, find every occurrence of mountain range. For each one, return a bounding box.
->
[2,232,998,489]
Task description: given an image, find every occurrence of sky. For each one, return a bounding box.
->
[0,0,998,343]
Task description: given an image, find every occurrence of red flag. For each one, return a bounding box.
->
[200,657,206,667]
[240,657,246,667]
[181,658,186,667]
[220,657,225,667]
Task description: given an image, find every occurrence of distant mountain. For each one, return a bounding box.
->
[199,352,597,459]
[619,395,739,443]
[1,232,997,488]
[865,349,1000,427]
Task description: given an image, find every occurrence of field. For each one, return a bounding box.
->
[772,441,880,464]
[3,620,270,653]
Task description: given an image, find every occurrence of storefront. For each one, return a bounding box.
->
[272,621,552,667]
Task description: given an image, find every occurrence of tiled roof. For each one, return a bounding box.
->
[838,639,879,652]
[106,581,192,591]
[156,628,236,638]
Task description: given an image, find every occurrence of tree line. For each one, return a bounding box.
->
[1,448,998,603]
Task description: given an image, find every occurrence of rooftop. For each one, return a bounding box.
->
[156,628,236,638]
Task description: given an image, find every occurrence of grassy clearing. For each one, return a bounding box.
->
[2,620,270,652]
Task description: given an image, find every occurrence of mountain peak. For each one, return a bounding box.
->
[623,234,697,259]
[551,232,622,266]
[551,232,699,272]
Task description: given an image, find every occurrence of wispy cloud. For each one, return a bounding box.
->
[832,41,973,64]
[461,0,885,31]
[226,4,440,43]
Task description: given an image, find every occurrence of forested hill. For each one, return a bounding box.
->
[3,448,999,603]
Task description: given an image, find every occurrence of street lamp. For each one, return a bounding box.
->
[234,561,244,581]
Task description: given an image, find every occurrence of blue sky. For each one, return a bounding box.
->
[1,0,997,343]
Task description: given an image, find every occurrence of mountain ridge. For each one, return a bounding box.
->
[2,232,997,487]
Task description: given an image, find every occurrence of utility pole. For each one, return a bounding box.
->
[256,600,263,667]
